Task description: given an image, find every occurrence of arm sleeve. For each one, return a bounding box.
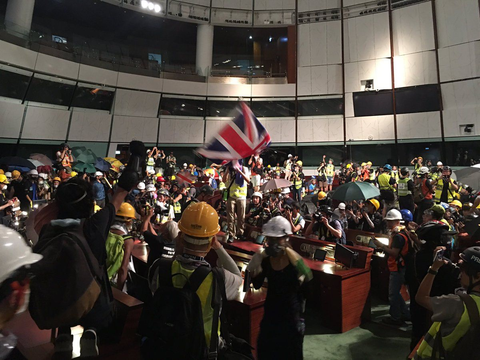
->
[215,247,242,300]
[430,294,464,323]
[391,234,405,250]
[408,180,414,192]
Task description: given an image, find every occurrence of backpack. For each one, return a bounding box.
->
[137,259,218,360]
[29,222,104,329]
[105,232,131,282]
[432,293,480,360]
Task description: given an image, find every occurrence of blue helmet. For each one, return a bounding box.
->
[384,164,392,171]
[400,209,413,222]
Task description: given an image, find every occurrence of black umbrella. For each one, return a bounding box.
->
[0,156,36,170]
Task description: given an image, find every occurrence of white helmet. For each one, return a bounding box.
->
[28,169,38,176]
[147,169,155,175]
[183,163,187,167]
[281,187,290,194]
[418,167,430,175]
[288,154,293,158]
[95,171,103,177]
[252,192,263,199]
[384,209,402,221]
[5,172,11,179]
[137,182,146,190]
[0,225,42,283]
[146,184,156,192]
[437,161,443,166]
[262,216,292,238]
[39,173,48,180]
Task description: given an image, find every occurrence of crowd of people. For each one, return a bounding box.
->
[0,142,479,360]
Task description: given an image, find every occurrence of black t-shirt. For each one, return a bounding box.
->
[391,233,405,251]
[252,165,264,176]
[143,231,176,268]
[360,212,384,233]
[0,192,7,218]
[11,179,30,204]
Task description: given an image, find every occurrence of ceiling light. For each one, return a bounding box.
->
[249,35,253,39]
[154,4,161,12]
[269,36,273,42]
[141,0,148,8]
[181,103,185,107]
[148,2,154,10]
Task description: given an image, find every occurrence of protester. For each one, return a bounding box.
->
[305,205,346,244]
[225,161,250,242]
[398,167,414,213]
[433,166,458,204]
[414,167,435,224]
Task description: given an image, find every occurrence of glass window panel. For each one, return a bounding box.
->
[25,77,76,106]
[71,87,115,111]
[353,91,393,117]
[349,143,395,166]
[251,100,295,117]
[444,141,480,166]
[397,142,442,166]
[207,100,240,117]
[395,84,440,114]
[298,145,345,167]
[160,97,206,117]
[297,98,343,116]
[0,69,30,100]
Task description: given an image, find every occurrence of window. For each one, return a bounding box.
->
[353,90,393,117]
[71,86,115,111]
[297,98,343,116]
[251,100,295,117]
[160,97,206,117]
[298,145,345,166]
[25,77,76,106]
[397,141,442,166]
[395,84,440,114]
[0,68,31,100]
[349,143,395,165]
[207,100,240,117]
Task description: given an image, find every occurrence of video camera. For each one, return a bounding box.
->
[313,212,323,222]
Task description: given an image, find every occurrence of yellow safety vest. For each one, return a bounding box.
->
[326,164,335,177]
[434,179,456,204]
[415,294,480,359]
[391,170,399,183]
[229,181,247,199]
[294,176,303,190]
[170,261,219,347]
[397,178,411,197]
[378,173,394,191]
[147,157,155,166]
[173,200,182,214]
[369,170,376,181]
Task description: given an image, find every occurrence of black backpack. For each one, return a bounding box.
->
[137,258,219,360]
[432,293,480,360]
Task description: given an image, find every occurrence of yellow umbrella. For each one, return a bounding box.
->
[104,157,123,173]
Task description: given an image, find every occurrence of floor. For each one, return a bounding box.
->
[303,298,412,360]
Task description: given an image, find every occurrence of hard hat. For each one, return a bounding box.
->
[116,202,136,219]
[442,166,452,173]
[252,192,263,199]
[147,169,155,175]
[296,160,303,167]
[39,173,48,180]
[418,167,430,175]
[288,154,293,158]
[318,191,327,200]
[449,200,462,208]
[367,161,372,166]
[346,164,351,169]
[12,170,20,179]
[0,225,42,283]
[95,171,103,177]
[384,209,402,221]
[5,172,12,178]
[368,198,380,211]
[0,174,9,184]
[70,171,78,178]
[137,182,146,190]
[28,169,38,176]
[159,189,170,197]
[361,162,367,167]
[183,163,187,167]
[262,216,292,238]
[178,202,220,239]
[418,156,423,161]
[318,205,333,215]
[459,247,480,272]
[0,170,3,175]
[171,175,176,180]
[400,209,413,222]
[157,176,165,182]
[338,203,346,210]
[400,167,409,176]
[437,161,443,166]
[384,164,392,171]
[146,184,156,192]
[53,177,61,182]
[430,204,445,217]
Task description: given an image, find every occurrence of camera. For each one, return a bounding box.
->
[313,212,323,222]
[284,204,292,212]
[262,202,269,209]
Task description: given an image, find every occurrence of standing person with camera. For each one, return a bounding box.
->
[246,192,265,227]
[305,205,346,244]
[325,158,335,192]
[56,143,74,178]
[291,164,304,202]
[285,202,305,236]
[433,166,458,204]
[414,167,435,224]
[359,199,384,233]
[414,246,480,360]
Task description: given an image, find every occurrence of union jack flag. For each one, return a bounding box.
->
[197,102,271,162]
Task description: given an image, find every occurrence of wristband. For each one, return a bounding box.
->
[428,267,438,275]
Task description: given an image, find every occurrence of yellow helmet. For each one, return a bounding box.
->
[0,174,9,184]
[318,191,327,200]
[116,202,136,219]
[70,171,78,178]
[296,160,303,167]
[12,170,20,179]
[346,164,352,169]
[449,200,462,209]
[156,173,162,178]
[178,201,220,238]
[367,161,372,166]
[368,199,380,211]
[171,175,176,180]
[0,169,3,175]
[361,162,367,167]
[53,177,61,182]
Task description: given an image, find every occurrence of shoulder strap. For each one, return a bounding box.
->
[149,258,174,288]
[187,265,212,292]
[209,268,228,359]
[459,293,480,326]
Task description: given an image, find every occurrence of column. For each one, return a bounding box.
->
[196,24,214,77]
[5,0,35,36]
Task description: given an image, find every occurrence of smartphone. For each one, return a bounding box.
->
[434,249,444,262]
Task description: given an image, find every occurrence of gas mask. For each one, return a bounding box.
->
[1,185,6,191]
[265,242,285,258]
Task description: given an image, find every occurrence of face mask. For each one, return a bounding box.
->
[265,243,285,258]
[54,184,58,188]
[1,185,7,190]
[38,182,44,186]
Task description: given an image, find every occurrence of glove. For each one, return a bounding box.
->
[118,140,146,191]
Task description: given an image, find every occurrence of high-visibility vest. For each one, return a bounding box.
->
[173,201,182,214]
[293,175,303,190]
[397,178,411,197]
[391,170,399,182]
[369,170,376,181]
[388,231,410,272]
[434,178,455,204]
[147,157,155,166]
[293,214,303,235]
[415,294,480,359]
[229,181,247,199]
[378,173,393,191]
[326,164,335,177]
